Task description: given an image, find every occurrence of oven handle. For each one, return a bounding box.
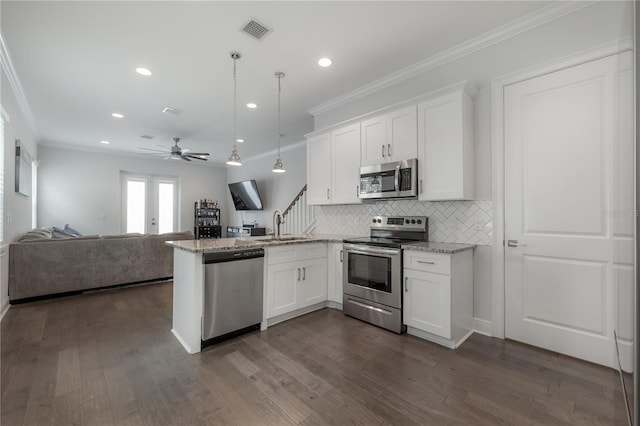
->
[346,299,393,316]
[344,244,401,257]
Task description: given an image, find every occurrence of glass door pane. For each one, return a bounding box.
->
[126,179,146,234]
[157,181,175,234]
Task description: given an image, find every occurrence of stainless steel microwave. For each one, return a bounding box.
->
[359,159,418,200]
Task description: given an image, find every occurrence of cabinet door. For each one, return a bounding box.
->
[299,258,328,308]
[360,114,387,166]
[331,123,362,204]
[307,133,332,205]
[387,106,417,161]
[266,262,300,318]
[403,269,451,338]
[417,90,474,201]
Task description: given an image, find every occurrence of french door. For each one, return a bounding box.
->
[121,173,178,234]
[504,52,633,369]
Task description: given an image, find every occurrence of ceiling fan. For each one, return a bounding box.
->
[140,137,209,162]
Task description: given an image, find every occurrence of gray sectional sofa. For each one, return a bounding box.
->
[9,230,193,302]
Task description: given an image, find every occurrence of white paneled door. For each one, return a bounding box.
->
[504,52,633,369]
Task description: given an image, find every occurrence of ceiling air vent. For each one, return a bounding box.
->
[242,19,271,40]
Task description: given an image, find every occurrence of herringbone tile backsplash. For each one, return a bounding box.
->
[315,200,493,246]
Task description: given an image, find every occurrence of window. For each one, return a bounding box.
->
[121,173,178,234]
[31,159,37,229]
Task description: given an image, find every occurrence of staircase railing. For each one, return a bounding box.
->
[281,185,316,235]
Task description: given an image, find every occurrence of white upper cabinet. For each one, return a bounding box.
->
[307,123,361,205]
[331,123,361,204]
[306,132,332,205]
[361,106,417,166]
[417,84,475,201]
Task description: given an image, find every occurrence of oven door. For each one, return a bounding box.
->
[343,243,402,308]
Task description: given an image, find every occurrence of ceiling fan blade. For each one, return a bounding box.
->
[184,154,207,161]
[181,156,192,162]
[186,152,209,156]
[139,147,169,153]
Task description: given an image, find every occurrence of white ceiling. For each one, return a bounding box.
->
[2,1,552,165]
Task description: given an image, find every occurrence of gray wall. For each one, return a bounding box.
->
[225,143,307,234]
[310,1,633,326]
[38,145,228,235]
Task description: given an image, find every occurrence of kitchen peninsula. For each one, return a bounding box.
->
[166,236,339,354]
[167,236,475,354]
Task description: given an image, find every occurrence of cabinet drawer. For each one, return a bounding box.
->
[267,243,327,265]
[404,250,451,275]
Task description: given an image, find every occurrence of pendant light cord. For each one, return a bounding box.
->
[233,55,238,150]
[277,73,282,158]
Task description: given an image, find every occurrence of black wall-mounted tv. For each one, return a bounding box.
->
[228,179,264,210]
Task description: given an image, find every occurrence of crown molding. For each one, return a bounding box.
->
[308,1,596,117]
[0,32,40,140]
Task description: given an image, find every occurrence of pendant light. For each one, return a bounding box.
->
[272,71,286,173]
[226,51,242,166]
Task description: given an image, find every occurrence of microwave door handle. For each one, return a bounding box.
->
[395,164,400,193]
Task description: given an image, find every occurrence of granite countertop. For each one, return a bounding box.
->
[401,241,475,254]
[166,233,352,254]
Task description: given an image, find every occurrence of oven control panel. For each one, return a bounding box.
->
[371,216,427,231]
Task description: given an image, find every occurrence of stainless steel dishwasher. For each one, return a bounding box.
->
[202,248,264,347]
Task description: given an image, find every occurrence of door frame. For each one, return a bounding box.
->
[120,172,180,234]
[490,38,633,338]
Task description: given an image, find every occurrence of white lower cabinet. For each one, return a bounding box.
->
[403,249,473,348]
[265,244,328,321]
[327,243,344,306]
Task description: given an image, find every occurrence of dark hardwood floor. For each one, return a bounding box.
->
[1,281,631,425]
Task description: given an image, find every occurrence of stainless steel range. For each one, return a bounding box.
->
[343,216,428,333]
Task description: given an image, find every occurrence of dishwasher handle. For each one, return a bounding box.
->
[203,248,265,264]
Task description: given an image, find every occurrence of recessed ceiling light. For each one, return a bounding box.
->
[246,103,257,109]
[236,138,245,143]
[100,140,110,145]
[112,113,124,119]
[136,67,152,76]
[318,57,332,67]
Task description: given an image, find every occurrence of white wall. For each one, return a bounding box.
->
[1,70,39,315]
[38,145,227,235]
[310,1,633,325]
[225,144,307,235]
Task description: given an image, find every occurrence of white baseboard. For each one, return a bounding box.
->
[266,302,328,327]
[171,328,198,354]
[473,317,493,336]
[326,300,342,310]
[0,303,9,322]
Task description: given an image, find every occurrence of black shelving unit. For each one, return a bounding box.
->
[194,200,221,239]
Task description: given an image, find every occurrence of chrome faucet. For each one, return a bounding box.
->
[272,209,284,239]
